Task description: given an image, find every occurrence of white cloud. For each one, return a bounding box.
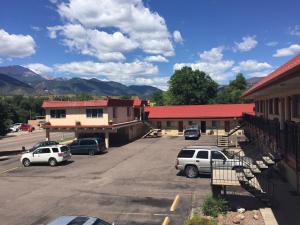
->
[234,36,257,52]
[25,63,53,74]
[144,55,168,62]
[48,24,138,61]
[174,47,235,82]
[289,25,300,37]
[199,47,223,62]
[232,60,272,73]
[273,44,300,57]
[0,28,36,58]
[31,26,41,32]
[173,30,183,44]
[135,76,169,90]
[49,0,174,60]
[54,60,158,82]
[266,41,278,47]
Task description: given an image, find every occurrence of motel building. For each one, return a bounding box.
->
[144,104,254,136]
[42,97,148,148]
[241,53,300,192]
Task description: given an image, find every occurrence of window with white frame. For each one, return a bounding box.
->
[86,108,103,118]
[50,109,66,118]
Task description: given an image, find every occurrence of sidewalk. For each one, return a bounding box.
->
[269,170,300,225]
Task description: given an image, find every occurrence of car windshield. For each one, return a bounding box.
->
[32,143,41,148]
[222,150,234,159]
[92,219,111,225]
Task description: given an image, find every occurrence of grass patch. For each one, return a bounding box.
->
[184,214,217,225]
[202,195,228,218]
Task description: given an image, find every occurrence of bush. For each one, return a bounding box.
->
[202,196,228,217]
[184,214,217,225]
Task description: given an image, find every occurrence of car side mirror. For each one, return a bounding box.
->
[223,158,226,164]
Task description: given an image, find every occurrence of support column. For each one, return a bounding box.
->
[105,130,109,149]
[46,128,50,141]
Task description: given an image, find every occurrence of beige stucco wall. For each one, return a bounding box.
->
[46,106,136,126]
[148,118,241,136]
[45,107,109,126]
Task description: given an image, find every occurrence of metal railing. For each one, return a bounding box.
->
[211,148,275,203]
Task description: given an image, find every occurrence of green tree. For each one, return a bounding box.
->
[214,73,248,104]
[0,100,11,136]
[150,91,164,106]
[168,67,218,105]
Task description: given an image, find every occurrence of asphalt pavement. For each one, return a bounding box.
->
[0,135,216,225]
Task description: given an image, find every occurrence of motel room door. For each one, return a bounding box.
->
[178,121,183,132]
[157,121,162,129]
[225,120,230,133]
[200,121,206,133]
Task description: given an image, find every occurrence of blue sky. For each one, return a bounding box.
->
[0,0,300,89]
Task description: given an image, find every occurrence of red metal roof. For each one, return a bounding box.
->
[42,100,108,108]
[242,54,300,98]
[145,104,254,119]
[42,97,148,108]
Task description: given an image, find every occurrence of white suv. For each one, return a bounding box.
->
[21,145,72,167]
[175,146,249,178]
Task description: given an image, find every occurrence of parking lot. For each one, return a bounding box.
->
[0,136,215,225]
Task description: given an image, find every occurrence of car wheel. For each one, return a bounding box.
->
[49,158,57,167]
[185,165,198,178]
[89,150,95,156]
[22,158,31,167]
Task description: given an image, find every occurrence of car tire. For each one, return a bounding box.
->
[89,150,95,156]
[185,165,198,178]
[49,158,57,167]
[22,158,31,167]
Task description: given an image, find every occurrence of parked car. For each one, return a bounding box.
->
[28,140,59,152]
[46,216,113,225]
[9,123,22,132]
[184,127,201,140]
[69,138,106,155]
[20,123,35,132]
[175,146,251,178]
[37,120,47,127]
[20,145,71,167]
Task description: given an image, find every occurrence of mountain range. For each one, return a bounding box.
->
[0,65,160,97]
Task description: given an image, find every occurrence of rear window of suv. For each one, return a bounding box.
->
[177,150,195,158]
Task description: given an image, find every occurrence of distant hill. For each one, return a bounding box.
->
[128,85,161,96]
[0,65,161,97]
[0,65,45,86]
[246,77,264,87]
[0,73,35,95]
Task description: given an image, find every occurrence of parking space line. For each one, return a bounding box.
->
[162,216,170,225]
[0,166,19,175]
[170,194,180,212]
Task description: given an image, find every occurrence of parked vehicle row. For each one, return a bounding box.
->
[20,138,107,167]
[9,123,35,132]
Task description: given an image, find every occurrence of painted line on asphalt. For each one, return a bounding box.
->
[170,194,180,212]
[162,216,170,225]
[0,166,19,175]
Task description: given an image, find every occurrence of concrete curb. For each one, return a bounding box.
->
[260,208,278,225]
